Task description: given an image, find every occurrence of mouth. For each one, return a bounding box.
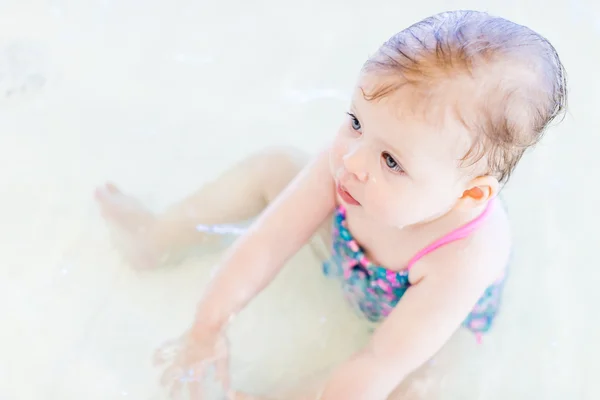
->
[336,182,361,206]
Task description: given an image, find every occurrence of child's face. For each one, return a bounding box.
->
[330,74,476,228]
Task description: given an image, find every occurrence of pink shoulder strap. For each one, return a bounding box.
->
[406,200,495,270]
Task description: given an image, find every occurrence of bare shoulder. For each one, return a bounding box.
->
[419,201,511,287]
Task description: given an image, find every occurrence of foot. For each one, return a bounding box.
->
[95,183,167,269]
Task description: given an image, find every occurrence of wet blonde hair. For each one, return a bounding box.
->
[362,10,567,183]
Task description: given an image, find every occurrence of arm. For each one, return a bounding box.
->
[314,248,499,399]
[193,148,336,331]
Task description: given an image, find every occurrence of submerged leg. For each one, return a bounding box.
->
[95,147,311,268]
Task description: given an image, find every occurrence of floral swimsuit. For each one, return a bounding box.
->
[322,201,507,342]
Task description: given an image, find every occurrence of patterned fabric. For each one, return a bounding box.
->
[322,205,507,341]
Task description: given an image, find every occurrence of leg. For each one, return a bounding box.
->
[95,147,311,268]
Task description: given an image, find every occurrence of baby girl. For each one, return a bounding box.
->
[96,9,566,400]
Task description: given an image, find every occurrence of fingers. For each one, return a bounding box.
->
[160,364,184,387]
[228,391,269,400]
[169,379,184,400]
[154,332,230,399]
[163,363,209,400]
[153,337,184,366]
[227,391,242,400]
[183,365,208,400]
[215,339,231,392]
[187,381,203,400]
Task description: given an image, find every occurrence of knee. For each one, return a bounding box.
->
[258,145,310,173]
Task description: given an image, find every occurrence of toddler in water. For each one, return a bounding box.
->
[96,10,566,399]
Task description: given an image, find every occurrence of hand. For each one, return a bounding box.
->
[227,391,276,400]
[153,323,230,399]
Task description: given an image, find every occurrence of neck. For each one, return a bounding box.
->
[403,200,491,235]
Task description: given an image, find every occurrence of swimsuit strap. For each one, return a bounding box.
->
[406,199,496,270]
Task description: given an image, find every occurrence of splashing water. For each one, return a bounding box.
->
[196,224,247,235]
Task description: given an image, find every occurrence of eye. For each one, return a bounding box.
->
[346,112,362,132]
[382,152,404,173]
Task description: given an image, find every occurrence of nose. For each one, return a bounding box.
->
[342,143,370,182]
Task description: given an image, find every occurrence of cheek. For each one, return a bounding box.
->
[365,181,441,227]
[403,182,459,222]
[330,133,348,172]
[364,181,410,225]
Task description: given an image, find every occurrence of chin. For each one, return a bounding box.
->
[375,205,437,229]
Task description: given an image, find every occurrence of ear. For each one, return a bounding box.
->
[456,175,499,210]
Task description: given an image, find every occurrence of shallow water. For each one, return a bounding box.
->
[1,0,598,399]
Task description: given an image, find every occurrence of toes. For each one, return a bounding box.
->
[94,182,121,202]
[105,182,120,194]
[94,186,106,201]
[94,186,115,203]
